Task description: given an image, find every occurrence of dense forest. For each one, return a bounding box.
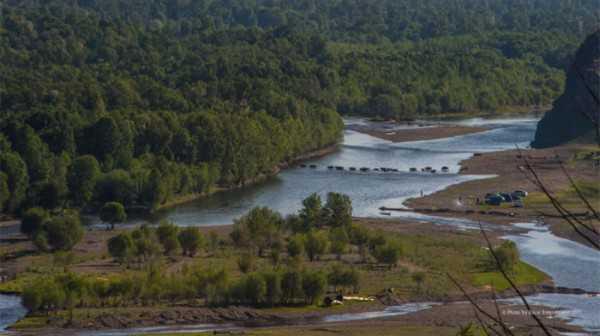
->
[0,0,596,215]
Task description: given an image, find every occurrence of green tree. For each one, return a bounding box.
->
[45,211,84,251]
[100,202,127,230]
[281,269,303,304]
[324,193,352,228]
[305,230,329,261]
[0,172,9,210]
[237,252,257,274]
[156,221,180,255]
[302,270,327,305]
[0,152,29,212]
[329,227,350,260]
[20,207,49,237]
[263,271,282,306]
[131,225,161,262]
[68,155,100,205]
[374,243,402,269]
[108,233,135,264]
[287,234,305,259]
[231,207,282,257]
[491,241,520,273]
[178,227,204,257]
[299,193,323,232]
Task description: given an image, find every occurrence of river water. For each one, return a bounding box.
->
[144,117,537,227]
[2,117,598,334]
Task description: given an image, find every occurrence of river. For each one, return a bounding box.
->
[140,117,537,227]
[2,117,598,334]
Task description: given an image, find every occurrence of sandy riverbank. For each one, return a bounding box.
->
[402,144,599,245]
[348,122,489,143]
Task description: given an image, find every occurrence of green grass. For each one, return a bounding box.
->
[9,316,48,330]
[471,261,548,291]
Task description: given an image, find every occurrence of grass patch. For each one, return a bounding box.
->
[472,261,548,291]
[9,316,48,330]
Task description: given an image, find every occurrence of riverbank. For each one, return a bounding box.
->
[348,122,489,143]
[402,144,599,246]
[154,144,340,212]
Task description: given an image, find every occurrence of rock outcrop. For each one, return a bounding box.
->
[532,30,599,148]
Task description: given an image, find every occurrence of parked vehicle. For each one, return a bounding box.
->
[512,190,528,198]
[409,167,418,172]
[485,195,503,206]
[499,192,513,202]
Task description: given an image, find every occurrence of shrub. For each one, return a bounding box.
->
[108,233,135,263]
[491,241,520,273]
[262,271,282,306]
[374,243,402,268]
[305,230,329,261]
[302,270,327,305]
[328,264,360,293]
[281,269,303,304]
[287,234,305,259]
[237,252,257,273]
[45,211,84,251]
[329,227,350,259]
[156,221,180,255]
[178,227,204,256]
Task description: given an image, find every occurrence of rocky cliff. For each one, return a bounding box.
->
[532,31,599,148]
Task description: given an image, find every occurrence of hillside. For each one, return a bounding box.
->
[0,1,596,215]
[532,30,600,148]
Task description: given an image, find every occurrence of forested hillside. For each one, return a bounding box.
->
[0,0,596,215]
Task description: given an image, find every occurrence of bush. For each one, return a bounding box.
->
[302,270,327,304]
[281,269,303,304]
[20,207,49,237]
[305,230,329,261]
[178,227,204,256]
[329,227,349,259]
[45,211,84,251]
[374,243,402,268]
[22,277,66,313]
[156,221,180,255]
[108,233,135,263]
[287,234,305,259]
[131,225,161,262]
[262,271,282,306]
[491,241,520,273]
[328,264,360,293]
[237,252,257,273]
